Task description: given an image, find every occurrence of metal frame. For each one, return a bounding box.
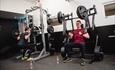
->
[25,2,49,61]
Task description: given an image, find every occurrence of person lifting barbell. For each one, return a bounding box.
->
[17,26,32,61]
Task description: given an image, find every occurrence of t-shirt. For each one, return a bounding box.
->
[72,28,85,44]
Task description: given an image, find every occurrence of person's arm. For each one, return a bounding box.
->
[25,29,31,40]
[25,33,31,40]
[79,29,90,39]
[82,32,90,39]
[17,35,20,40]
[68,32,73,39]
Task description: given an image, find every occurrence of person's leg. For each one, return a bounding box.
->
[62,43,69,60]
[22,49,26,58]
[79,43,86,66]
[65,43,73,58]
[21,46,28,60]
[26,46,33,61]
[16,45,24,59]
[22,41,29,60]
[63,43,74,62]
[27,44,33,58]
[79,43,85,59]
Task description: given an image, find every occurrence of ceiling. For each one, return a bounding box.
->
[0,10,25,19]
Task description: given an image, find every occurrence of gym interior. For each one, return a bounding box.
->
[0,0,115,70]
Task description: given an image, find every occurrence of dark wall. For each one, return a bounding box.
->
[0,18,18,57]
[97,25,115,54]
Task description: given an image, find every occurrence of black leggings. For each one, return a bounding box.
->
[64,42,86,58]
[19,45,32,58]
[22,46,32,58]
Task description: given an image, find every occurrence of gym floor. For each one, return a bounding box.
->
[0,54,115,70]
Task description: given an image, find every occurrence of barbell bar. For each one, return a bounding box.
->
[57,5,97,24]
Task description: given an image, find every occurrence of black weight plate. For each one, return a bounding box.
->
[77,6,88,19]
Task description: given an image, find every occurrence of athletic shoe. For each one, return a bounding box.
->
[80,58,86,66]
[21,56,28,60]
[80,61,86,66]
[63,57,67,60]
[63,58,72,63]
[16,55,22,59]
[26,57,33,61]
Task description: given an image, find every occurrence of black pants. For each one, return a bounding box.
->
[64,42,85,58]
[19,45,32,58]
[17,39,32,58]
[23,45,32,58]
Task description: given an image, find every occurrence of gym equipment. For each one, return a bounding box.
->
[89,35,104,64]
[57,12,74,23]
[47,14,61,26]
[47,14,55,54]
[30,25,41,54]
[31,26,40,36]
[47,25,55,55]
[47,18,53,25]
[57,11,63,23]
[89,5,104,63]
[57,5,97,28]
[25,1,49,61]
[47,25,54,34]
[58,5,103,61]
[57,5,97,44]
[77,6,88,20]
[46,13,55,55]
[25,6,40,14]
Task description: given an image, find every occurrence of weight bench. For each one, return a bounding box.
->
[61,47,81,58]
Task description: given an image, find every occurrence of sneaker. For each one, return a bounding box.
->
[80,61,86,66]
[16,55,22,59]
[26,57,33,61]
[81,58,85,61]
[80,58,86,66]
[21,56,28,60]
[63,58,72,63]
[63,57,67,61]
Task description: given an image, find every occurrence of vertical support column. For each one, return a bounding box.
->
[39,3,46,54]
[70,13,74,31]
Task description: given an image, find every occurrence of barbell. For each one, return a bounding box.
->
[57,5,97,24]
[47,25,54,34]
